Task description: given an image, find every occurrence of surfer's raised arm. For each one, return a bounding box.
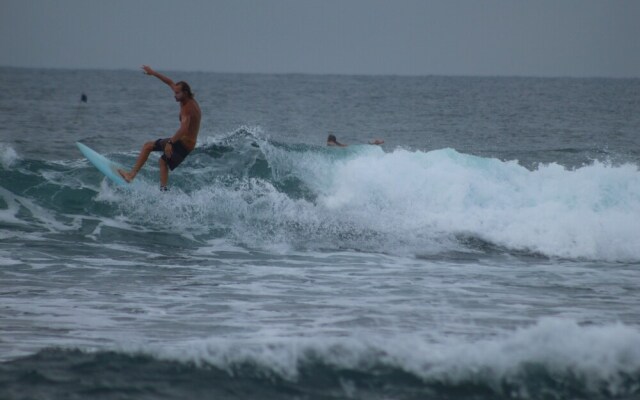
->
[141,65,175,89]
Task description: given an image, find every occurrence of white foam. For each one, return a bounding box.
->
[0,144,20,169]
[421,319,640,391]
[131,318,640,395]
[0,187,81,232]
[306,148,640,261]
[96,145,640,261]
[0,252,20,266]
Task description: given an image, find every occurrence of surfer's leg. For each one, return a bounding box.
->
[157,140,188,190]
[118,141,155,183]
[159,157,169,190]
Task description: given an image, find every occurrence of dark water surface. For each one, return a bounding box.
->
[1,67,640,399]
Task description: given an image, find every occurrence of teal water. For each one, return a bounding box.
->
[1,68,640,399]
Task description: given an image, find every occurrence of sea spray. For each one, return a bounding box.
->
[4,319,637,400]
[3,131,640,261]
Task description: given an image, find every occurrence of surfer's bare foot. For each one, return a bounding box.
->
[117,169,134,183]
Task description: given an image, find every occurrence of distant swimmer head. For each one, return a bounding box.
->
[327,134,347,147]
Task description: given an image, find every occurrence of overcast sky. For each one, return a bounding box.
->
[1,0,639,77]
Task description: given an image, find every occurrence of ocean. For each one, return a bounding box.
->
[1,67,640,399]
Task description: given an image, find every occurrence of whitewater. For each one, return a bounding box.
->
[1,68,640,399]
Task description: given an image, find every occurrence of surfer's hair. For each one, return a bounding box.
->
[177,81,194,99]
[327,134,337,143]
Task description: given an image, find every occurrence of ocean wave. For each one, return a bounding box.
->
[2,128,640,261]
[3,319,639,400]
[0,143,20,169]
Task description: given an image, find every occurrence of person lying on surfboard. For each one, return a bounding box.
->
[118,65,201,191]
[326,134,384,147]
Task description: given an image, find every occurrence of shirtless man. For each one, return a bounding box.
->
[118,65,201,190]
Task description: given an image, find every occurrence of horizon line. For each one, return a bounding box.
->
[1,64,638,81]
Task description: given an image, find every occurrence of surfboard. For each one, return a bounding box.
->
[76,142,129,187]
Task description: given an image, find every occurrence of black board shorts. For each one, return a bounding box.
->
[153,138,191,171]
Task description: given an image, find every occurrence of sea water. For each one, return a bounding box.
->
[1,67,640,399]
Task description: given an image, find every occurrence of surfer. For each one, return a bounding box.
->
[118,65,201,190]
[327,134,384,147]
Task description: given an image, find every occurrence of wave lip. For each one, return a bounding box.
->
[2,319,639,400]
[160,319,640,399]
[3,129,640,261]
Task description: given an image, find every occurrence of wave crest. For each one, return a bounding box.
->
[4,319,640,400]
[2,129,640,261]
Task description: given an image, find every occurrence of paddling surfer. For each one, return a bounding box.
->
[326,134,384,147]
[118,65,201,190]
[326,134,347,147]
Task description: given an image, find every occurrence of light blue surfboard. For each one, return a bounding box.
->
[76,142,129,187]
